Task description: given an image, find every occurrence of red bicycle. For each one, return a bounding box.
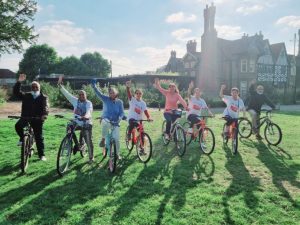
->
[125,120,153,163]
[222,117,239,155]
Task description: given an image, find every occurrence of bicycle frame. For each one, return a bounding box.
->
[190,116,211,139]
[130,120,147,145]
[256,111,272,130]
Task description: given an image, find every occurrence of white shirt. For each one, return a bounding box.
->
[222,95,244,119]
[128,97,147,121]
[187,96,208,117]
[60,86,93,125]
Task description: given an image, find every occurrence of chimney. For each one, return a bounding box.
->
[171,50,176,58]
[187,40,197,53]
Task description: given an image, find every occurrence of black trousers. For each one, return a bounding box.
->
[128,119,139,134]
[15,118,45,157]
[187,114,201,129]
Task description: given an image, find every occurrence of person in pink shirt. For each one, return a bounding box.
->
[154,78,188,140]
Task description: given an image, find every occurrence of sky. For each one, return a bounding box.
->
[0,0,300,76]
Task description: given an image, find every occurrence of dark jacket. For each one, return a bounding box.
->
[13,81,49,117]
[247,84,275,113]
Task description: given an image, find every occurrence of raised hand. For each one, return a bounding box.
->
[91,78,97,85]
[126,80,131,88]
[18,74,26,82]
[57,75,63,85]
[188,81,194,89]
[220,84,226,90]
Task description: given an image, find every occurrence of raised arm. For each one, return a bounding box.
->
[219,84,226,99]
[178,93,188,110]
[154,78,168,96]
[13,74,26,99]
[57,75,77,105]
[126,80,132,101]
[91,79,109,101]
[83,102,93,119]
[187,81,194,99]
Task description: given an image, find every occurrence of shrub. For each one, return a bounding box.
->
[0,88,8,103]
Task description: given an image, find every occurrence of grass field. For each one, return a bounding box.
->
[0,110,300,225]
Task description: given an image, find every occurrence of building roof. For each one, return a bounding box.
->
[270,42,285,62]
[0,69,16,78]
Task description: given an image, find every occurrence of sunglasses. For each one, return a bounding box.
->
[135,92,142,95]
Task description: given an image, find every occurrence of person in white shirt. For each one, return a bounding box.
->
[219,84,246,134]
[58,76,94,163]
[125,81,151,139]
[186,81,213,133]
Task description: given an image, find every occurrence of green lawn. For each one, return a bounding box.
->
[0,110,300,225]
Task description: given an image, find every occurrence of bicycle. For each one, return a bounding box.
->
[161,109,186,156]
[222,117,239,155]
[55,115,88,176]
[8,116,37,173]
[238,109,282,146]
[183,115,215,155]
[125,119,153,163]
[97,117,122,173]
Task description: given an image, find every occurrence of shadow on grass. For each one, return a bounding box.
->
[253,140,300,207]
[222,143,260,224]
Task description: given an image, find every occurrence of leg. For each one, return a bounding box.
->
[163,113,172,135]
[15,118,28,142]
[128,119,136,138]
[100,120,110,147]
[112,126,120,157]
[30,120,45,158]
[248,109,258,134]
[83,124,94,161]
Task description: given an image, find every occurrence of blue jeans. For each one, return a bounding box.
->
[164,112,181,135]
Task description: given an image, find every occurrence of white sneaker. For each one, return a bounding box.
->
[17,141,23,146]
[187,128,193,134]
[40,156,47,161]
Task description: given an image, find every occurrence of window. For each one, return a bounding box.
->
[249,59,255,73]
[240,81,247,98]
[241,59,247,73]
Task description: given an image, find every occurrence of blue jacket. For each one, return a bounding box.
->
[92,83,125,122]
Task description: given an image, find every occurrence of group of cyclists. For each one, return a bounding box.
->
[12,73,275,165]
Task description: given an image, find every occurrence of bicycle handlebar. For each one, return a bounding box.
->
[131,119,153,122]
[8,115,42,120]
[54,114,90,121]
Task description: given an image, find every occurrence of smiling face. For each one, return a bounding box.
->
[109,89,117,100]
[194,88,201,98]
[256,85,264,95]
[78,90,86,102]
[135,89,143,100]
[231,88,239,100]
[168,83,177,93]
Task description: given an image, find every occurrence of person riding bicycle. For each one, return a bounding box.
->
[247,79,275,140]
[125,80,151,140]
[186,81,213,134]
[57,76,94,163]
[219,84,246,136]
[13,74,49,161]
[154,78,188,140]
[91,79,126,160]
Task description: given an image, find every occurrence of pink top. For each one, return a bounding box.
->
[157,85,187,113]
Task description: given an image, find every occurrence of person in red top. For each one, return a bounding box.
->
[154,78,188,140]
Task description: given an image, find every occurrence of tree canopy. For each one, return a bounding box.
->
[55,56,89,76]
[19,44,59,80]
[0,0,37,56]
[80,52,111,77]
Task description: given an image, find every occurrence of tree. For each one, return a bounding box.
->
[0,0,37,55]
[19,44,59,80]
[55,56,89,76]
[80,52,111,77]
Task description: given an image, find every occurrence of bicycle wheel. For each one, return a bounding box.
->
[231,127,238,155]
[109,140,117,173]
[264,123,282,146]
[174,126,186,157]
[238,118,252,138]
[183,121,193,145]
[20,135,30,173]
[222,124,228,144]
[57,136,72,176]
[136,132,152,163]
[162,120,170,146]
[125,126,134,151]
[199,127,215,155]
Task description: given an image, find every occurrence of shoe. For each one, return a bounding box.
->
[164,133,170,141]
[40,156,47,161]
[187,128,193,134]
[88,158,94,164]
[17,141,23,146]
[139,148,146,156]
[99,139,105,147]
[117,155,122,160]
[256,134,263,140]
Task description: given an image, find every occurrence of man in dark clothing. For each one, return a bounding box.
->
[13,74,49,160]
[247,79,275,139]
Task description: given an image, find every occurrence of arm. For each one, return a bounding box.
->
[59,85,78,105]
[154,78,168,96]
[83,101,93,119]
[187,81,193,99]
[91,82,108,101]
[125,81,132,100]
[144,110,150,120]
[119,100,125,119]
[219,84,226,99]
[13,81,24,99]
[178,94,188,110]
